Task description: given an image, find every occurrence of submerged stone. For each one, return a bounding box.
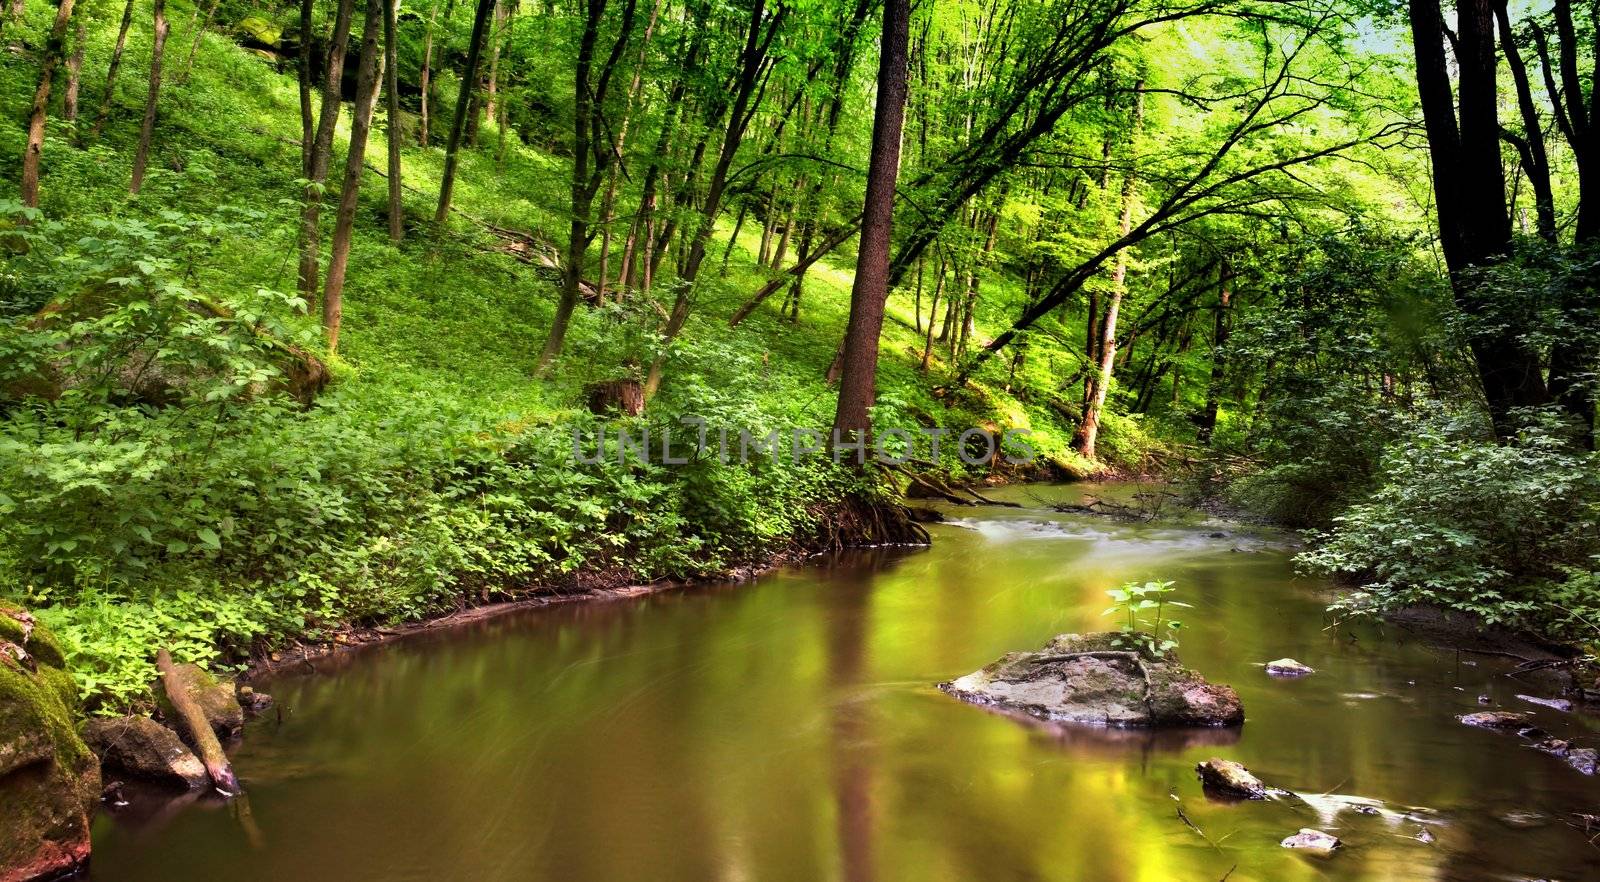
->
[1195,758,1267,799]
[1265,658,1315,677]
[0,603,98,882]
[938,633,1243,728]
[1280,828,1341,855]
[84,716,208,790]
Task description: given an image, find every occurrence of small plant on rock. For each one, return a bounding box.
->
[1103,579,1190,658]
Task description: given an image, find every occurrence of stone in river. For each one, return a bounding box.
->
[83,716,208,790]
[1458,711,1534,730]
[1564,748,1598,775]
[1265,658,1315,677]
[1280,828,1342,855]
[938,633,1243,728]
[1195,758,1267,799]
[1515,694,1573,712]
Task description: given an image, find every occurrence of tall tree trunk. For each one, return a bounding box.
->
[831,0,910,442]
[20,0,77,208]
[384,0,404,242]
[1196,258,1233,444]
[298,0,315,177]
[129,0,168,195]
[183,0,220,77]
[1409,0,1547,439]
[1073,86,1143,461]
[435,0,496,222]
[90,0,137,143]
[322,0,386,353]
[920,256,945,372]
[482,0,505,126]
[63,13,86,124]
[301,0,357,300]
[419,0,440,146]
[1495,1,1555,243]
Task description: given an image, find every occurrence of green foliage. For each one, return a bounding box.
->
[1301,409,1600,641]
[1101,579,1189,658]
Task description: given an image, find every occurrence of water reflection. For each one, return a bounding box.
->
[89,483,1600,882]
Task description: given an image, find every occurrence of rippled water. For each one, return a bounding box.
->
[91,484,1600,881]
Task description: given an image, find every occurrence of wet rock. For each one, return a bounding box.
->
[156,661,243,739]
[1515,694,1573,712]
[1265,658,1315,677]
[0,603,98,882]
[83,716,207,790]
[1195,758,1267,799]
[237,686,274,716]
[939,633,1243,728]
[1414,827,1436,844]
[1564,748,1598,775]
[1280,828,1341,854]
[1458,711,1533,730]
[906,507,945,524]
[1477,694,1493,704]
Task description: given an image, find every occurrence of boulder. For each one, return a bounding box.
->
[238,686,274,716]
[1265,658,1315,677]
[1280,828,1341,855]
[156,661,243,739]
[0,604,98,882]
[1195,758,1267,799]
[83,716,208,790]
[939,633,1243,728]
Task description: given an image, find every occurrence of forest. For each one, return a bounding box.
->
[1,0,1600,878]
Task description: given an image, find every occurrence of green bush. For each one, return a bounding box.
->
[1299,409,1600,640]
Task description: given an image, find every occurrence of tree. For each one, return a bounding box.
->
[300,0,358,299]
[831,0,911,443]
[20,0,78,208]
[322,0,387,353]
[90,0,138,142]
[129,0,171,195]
[435,0,496,223]
[384,0,404,242]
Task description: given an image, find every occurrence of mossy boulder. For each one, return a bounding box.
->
[0,605,98,882]
[939,632,1244,728]
[84,716,208,790]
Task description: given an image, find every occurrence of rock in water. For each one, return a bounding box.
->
[1280,828,1342,855]
[1565,748,1598,776]
[156,661,244,739]
[1265,658,1315,677]
[0,603,99,882]
[1195,758,1268,799]
[83,716,209,790]
[1458,711,1533,730]
[938,633,1243,728]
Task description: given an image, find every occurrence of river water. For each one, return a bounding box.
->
[90,484,1600,881]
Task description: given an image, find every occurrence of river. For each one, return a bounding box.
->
[89,483,1600,881]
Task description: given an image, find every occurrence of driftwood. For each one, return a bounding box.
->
[156,649,239,795]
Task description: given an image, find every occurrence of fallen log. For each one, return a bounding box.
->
[156,649,239,795]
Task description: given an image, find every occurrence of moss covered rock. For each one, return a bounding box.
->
[0,605,98,882]
[938,632,1244,728]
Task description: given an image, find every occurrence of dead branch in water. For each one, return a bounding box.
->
[156,648,239,795]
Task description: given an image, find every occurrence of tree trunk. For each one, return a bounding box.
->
[1196,259,1233,444]
[90,0,137,143]
[831,0,910,442]
[297,0,315,177]
[183,0,220,77]
[1073,86,1143,461]
[482,0,505,127]
[63,13,86,124]
[435,0,496,223]
[155,649,238,795]
[419,0,440,147]
[1409,0,1547,438]
[128,0,168,195]
[920,256,945,372]
[20,0,77,208]
[322,0,386,354]
[384,0,404,242]
[301,0,357,300]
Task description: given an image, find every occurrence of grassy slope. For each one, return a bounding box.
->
[0,6,1141,704]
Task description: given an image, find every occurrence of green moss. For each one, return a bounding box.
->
[0,603,67,670]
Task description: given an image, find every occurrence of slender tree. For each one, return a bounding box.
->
[300,0,358,299]
[384,0,404,242]
[63,12,86,123]
[20,0,77,208]
[323,0,386,352]
[90,0,137,142]
[832,0,911,443]
[435,0,496,223]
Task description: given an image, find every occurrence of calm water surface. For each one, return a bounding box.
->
[91,484,1600,881]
